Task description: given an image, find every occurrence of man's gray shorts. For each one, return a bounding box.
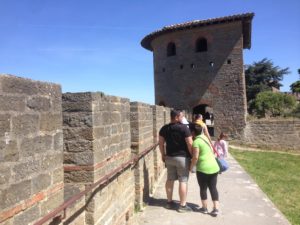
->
[165,156,191,182]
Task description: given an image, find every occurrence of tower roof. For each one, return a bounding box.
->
[141,12,254,51]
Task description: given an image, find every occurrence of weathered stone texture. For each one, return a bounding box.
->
[242,119,300,151]
[0,74,169,225]
[130,102,155,208]
[152,106,168,181]
[151,21,247,138]
[62,92,135,225]
[0,74,63,224]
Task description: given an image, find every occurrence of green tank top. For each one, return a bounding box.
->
[192,134,220,174]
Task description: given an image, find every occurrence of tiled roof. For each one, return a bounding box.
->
[141,13,254,51]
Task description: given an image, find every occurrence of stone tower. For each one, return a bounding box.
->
[141,13,254,138]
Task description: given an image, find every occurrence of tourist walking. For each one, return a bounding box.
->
[190,123,220,217]
[159,109,193,213]
[213,132,229,158]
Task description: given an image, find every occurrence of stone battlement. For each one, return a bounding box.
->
[0,74,299,225]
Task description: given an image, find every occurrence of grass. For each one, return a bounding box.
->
[230,148,300,225]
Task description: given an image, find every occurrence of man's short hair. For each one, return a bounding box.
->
[170,109,182,119]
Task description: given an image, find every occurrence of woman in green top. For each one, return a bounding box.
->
[190,124,220,217]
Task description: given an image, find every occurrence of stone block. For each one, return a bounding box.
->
[0,140,18,162]
[35,81,61,97]
[13,205,40,225]
[26,96,51,112]
[12,114,39,136]
[62,92,92,112]
[41,153,62,171]
[52,168,63,185]
[0,95,25,112]
[63,128,93,141]
[64,184,84,200]
[40,190,63,215]
[53,131,63,151]
[40,113,62,132]
[92,127,105,139]
[0,180,31,210]
[0,75,38,95]
[31,173,52,193]
[20,135,52,157]
[63,112,92,127]
[64,152,94,165]
[64,170,94,183]
[0,165,11,185]
[64,140,92,152]
[0,114,11,136]
[111,112,121,123]
[13,160,40,182]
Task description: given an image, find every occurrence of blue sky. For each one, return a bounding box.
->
[0,0,299,104]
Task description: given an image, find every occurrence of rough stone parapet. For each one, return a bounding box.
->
[62,92,134,225]
[0,74,63,225]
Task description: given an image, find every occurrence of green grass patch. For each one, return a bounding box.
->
[230,149,300,225]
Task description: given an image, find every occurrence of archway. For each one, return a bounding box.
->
[193,104,214,136]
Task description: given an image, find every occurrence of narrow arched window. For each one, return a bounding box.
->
[196,38,207,52]
[167,42,176,57]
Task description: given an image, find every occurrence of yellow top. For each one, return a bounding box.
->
[195,119,205,127]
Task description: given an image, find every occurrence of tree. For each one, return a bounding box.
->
[290,68,300,93]
[245,58,290,104]
[253,91,296,118]
[290,80,300,93]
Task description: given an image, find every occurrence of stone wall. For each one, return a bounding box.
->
[242,119,300,151]
[152,105,166,182]
[0,74,173,225]
[151,21,247,138]
[0,75,63,225]
[2,73,299,225]
[130,102,154,209]
[63,92,134,225]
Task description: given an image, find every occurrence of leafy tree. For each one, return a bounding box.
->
[290,80,300,93]
[245,58,290,104]
[289,68,300,93]
[253,91,296,118]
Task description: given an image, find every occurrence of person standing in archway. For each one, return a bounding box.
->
[193,114,212,145]
[159,109,193,212]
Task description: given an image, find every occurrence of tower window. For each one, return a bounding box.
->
[227,59,231,64]
[196,38,208,52]
[167,42,176,57]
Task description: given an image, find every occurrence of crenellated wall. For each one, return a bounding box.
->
[130,102,154,208]
[0,74,63,225]
[1,74,298,225]
[62,92,134,225]
[0,74,170,225]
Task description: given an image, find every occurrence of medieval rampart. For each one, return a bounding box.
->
[0,74,168,225]
[1,74,299,225]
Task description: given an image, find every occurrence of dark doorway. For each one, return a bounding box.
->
[193,104,207,117]
[193,104,214,137]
